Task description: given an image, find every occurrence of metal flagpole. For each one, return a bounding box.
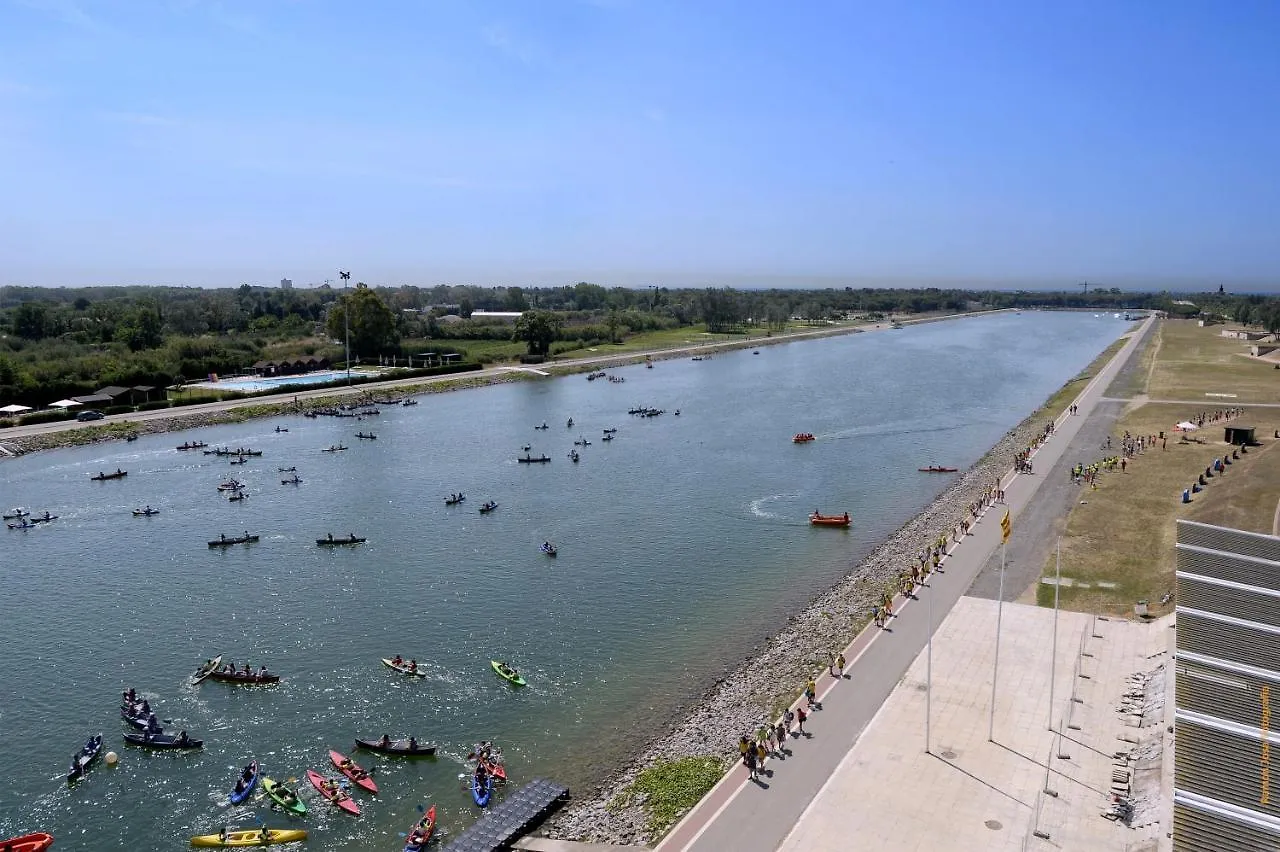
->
[989,539,1006,741]
[1048,537,1061,731]
[926,577,933,754]
[339,270,351,384]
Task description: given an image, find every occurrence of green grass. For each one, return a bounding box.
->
[1148,319,1280,402]
[609,755,725,838]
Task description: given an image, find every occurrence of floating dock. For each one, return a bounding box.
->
[441,778,570,852]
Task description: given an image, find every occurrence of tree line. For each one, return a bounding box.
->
[2,282,1278,405]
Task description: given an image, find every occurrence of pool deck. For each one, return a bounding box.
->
[187,370,384,392]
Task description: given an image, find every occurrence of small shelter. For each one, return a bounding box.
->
[1225,425,1256,446]
[0,404,32,415]
[49,399,82,409]
[70,394,114,407]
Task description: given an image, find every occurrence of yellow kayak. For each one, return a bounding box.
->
[190,828,308,847]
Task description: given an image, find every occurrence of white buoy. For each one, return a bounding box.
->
[105,751,118,766]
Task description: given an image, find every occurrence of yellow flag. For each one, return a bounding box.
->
[1000,511,1012,542]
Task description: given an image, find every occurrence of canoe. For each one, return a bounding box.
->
[541,543,557,557]
[227,493,248,502]
[444,495,465,505]
[1,833,53,852]
[3,508,29,519]
[208,536,258,547]
[228,760,259,805]
[402,805,437,851]
[355,433,377,439]
[90,471,127,480]
[792,433,815,443]
[120,703,155,730]
[133,508,160,516]
[190,828,308,847]
[306,769,359,815]
[490,660,527,686]
[124,732,203,749]
[516,455,550,463]
[918,466,959,473]
[381,658,427,678]
[355,737,437,757]
[206,670,279,685]
[261,777,307,815]
[316,536,365,546]
[471,771,494,807]
[478,502,499,514]
[809,513,851,527]
[67,734,103,782]
[280,478,302,485]
[328,750,377,794]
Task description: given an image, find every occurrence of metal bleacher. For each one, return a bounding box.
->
[440,778,571,852]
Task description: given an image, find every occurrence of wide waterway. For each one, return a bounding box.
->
[0,311,1127,850]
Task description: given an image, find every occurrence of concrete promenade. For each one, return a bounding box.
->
[656,316,1156,852]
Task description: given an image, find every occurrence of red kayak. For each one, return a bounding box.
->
[328,749,378,794]
[403,805,437,851]
[306,769,360,814]
[2,834,53,852]
[483,757,507,782]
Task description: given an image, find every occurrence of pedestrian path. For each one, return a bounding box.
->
[655,316,1156,852]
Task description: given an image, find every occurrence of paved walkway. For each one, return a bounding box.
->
[655,316,1156,852]
[775,597,1168,852]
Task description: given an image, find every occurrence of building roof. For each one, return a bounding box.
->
[132,385,155,393]
[72,394,114,405]
[95,386,132,397]
[470,311,524,319]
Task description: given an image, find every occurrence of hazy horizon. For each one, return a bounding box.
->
[3,2,1278,289]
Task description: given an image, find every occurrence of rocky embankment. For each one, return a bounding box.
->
[546,410,1057,847]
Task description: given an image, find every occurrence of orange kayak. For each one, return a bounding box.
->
[329,749,377,793]
[809,513,851,527]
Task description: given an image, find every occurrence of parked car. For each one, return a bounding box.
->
[76,410,105,421]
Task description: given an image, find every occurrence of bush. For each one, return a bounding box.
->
[18,409,75,425]
[137,400,173,412]
[104,405,134,416]
[610,756,724,837]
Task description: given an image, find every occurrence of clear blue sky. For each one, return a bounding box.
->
[2,0,1278,290]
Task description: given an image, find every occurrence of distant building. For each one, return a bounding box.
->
[469,311,524,323]
[280,278,293,290]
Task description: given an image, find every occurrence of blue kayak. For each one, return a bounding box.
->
[229,760,259,805]
[471,772,494,808]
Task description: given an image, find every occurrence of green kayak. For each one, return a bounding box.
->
[491,660,527,686]
[261,777,307,815]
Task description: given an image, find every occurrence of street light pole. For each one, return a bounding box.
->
[339,270,351,384]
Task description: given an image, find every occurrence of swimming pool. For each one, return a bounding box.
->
[190,370,380,393]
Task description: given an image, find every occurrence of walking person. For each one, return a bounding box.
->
[784,708,795,737]
[775,721,788,751]
[745,745,757,779]
[796,706,808,734]
[755,740,768,770]
[835,653,846,677]
[805,678,817,708]
[739,735,751,765]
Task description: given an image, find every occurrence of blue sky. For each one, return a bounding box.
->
[1,1,1278,290]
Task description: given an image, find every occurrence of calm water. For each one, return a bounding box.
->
[0,312,1126,849]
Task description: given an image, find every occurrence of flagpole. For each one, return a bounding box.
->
[926,576,933,755]
[1048,537,1061,731]
[989,539,1006,741]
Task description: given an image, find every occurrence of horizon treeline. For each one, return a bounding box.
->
[2,283,1278,408]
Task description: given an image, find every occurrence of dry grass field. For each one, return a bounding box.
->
[1147,319,1280,402]
[1038,319,1280,617]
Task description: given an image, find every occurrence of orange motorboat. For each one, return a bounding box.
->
[809,511,851,527]
[793,433,815,443]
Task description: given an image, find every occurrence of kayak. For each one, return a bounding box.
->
[354,737,437,756]
[381,658,426,678]
[68,734,103,783]
[306,769,359,815]
[120,703,154,731]
[482,757,507,782]
[261,777,307,815]
[490,660,527,686]
[328,750,377,793]
[124,732,203,749]
[228,760,259,805]
[402,805,437,851]
[192,655,224,685]
[1,834,53,852]
[471,772,494,807]
[809,512,851,527]
[189,828,308,847]
[206,670,280,685]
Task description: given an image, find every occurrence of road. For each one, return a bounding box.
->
[655,315,1156,852]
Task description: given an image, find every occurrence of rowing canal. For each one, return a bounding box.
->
[0,311,1127,849]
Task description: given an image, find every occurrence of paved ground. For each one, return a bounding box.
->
[775,597,1169,852]
[654,317,1156,852]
